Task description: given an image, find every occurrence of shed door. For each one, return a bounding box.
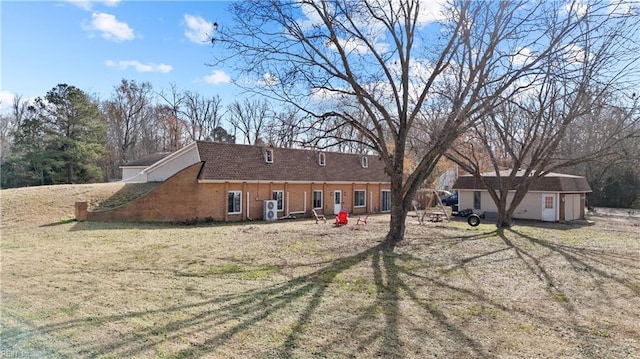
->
[542,194,556,222]
[564,194,581,221]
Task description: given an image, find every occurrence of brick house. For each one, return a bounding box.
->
[79,141,392,222]
[452,170,592,222]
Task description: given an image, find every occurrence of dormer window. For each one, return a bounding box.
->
[265,148,274,163]
[361,156,368,168]
[318,152,326,166]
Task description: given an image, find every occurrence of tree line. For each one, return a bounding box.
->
[0,80,328,187]
[1,1,639,237]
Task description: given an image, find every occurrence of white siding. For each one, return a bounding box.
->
[121,167,147,182]
[146,145,200,182]
[512,192,543,220]
[457,190,475,211]
[458,190,545,220]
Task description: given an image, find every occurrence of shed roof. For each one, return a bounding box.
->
[453,170,592,192]
[195,141,390,183]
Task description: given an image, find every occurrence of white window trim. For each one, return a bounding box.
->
[272,190,284,211]
[361,156,368,168]
[228,191,242,214]
[473,191,481,210]
[318,152,326,166]
[381,189,391,212]
[313,190,323,209]
[354,189,366,208]
[265,149,274,163]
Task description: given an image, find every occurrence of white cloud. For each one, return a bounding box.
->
[416,0,448,24]
[0,91,17,111]
[298,2,327,31]
[562,0,588,18]
[235,72,280,88]
[184,14,214,44]
[511,47,533,66]
[203,70,231,85]
[608,0,640,16]
[565,43,587,64]
[260,72,279,87]
[105,60,172,73]
[309,86,346,103]
[66,0,120,11]
[84,12,135,42]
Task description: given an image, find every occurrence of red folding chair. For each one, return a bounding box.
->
[334,211,348,226]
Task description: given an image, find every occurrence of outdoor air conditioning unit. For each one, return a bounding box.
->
[264,200,278,221]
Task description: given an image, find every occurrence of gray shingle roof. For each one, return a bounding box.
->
[453,171,592,192]
[195,141,390,183]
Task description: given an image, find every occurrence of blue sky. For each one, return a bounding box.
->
[1,0,237,110]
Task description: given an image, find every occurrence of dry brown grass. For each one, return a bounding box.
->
[1,184,639,358]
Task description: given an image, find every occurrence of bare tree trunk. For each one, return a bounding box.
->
[213,0,639,242]
[496,208,514,228]
[385,175,408,246]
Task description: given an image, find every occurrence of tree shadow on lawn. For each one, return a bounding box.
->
[5,228,638,358]
[495,227,640,354]
[499,227,640,298]
[4,231,489,358]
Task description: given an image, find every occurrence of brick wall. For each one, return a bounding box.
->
[78,162,390,223]
[85,163,205,222]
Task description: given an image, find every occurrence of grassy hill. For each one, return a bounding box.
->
[1,184,639,358]
[1,182,159,226]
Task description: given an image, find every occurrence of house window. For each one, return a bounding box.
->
[318,152,326,166]
[381,190,391,212]
[272,190,284,211]
[473,191,481,210]
[228,191,242,214]
[361,156,368,168]
[313,190,323,209]
[354,190,366,207]
[265,148,274,163]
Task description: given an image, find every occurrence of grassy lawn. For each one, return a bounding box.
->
[1,183,639,358]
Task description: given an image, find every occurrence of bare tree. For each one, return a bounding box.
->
[228,98,272,145]
[102,79,155,178]
[181,92,226,141]
[211,0,638,243]
[264,106,306,148]
[446,2,640,227]
[153,104,187,152]
[0,96,28,163]
[561,94,640,208]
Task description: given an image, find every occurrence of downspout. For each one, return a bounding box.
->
[246,192,252,221]
[285,191,307,217]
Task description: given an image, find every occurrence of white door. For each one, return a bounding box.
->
[564,194,581,221]
[541,194,556,221]
[572,195,582,220]
[334,190,342,215]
